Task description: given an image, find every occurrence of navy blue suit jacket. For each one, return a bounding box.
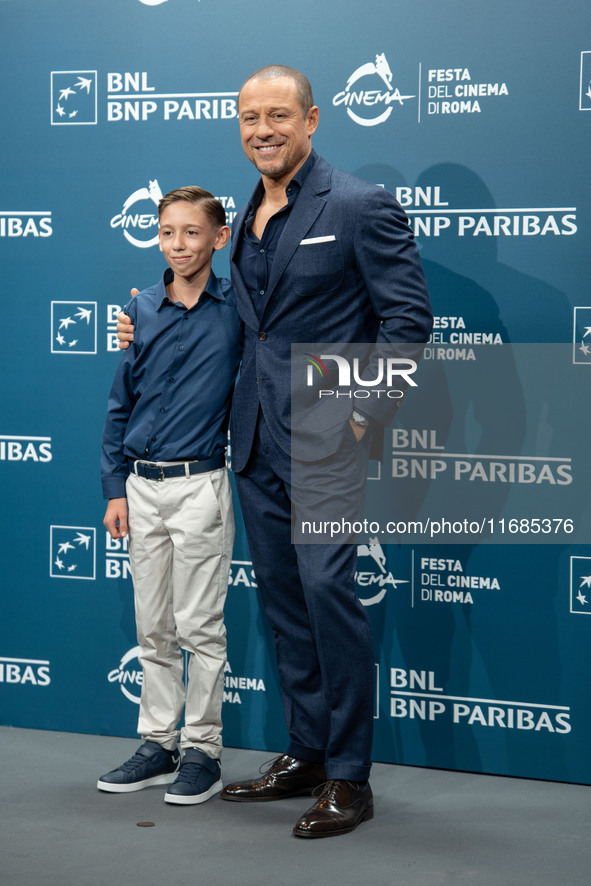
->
[229,153,432,472]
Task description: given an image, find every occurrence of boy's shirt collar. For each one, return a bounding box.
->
[156,267,226,310]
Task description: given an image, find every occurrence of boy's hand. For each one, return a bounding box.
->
[116,288,138,350]
[104,498,129,539]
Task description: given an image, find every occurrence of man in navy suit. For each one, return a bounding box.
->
[118,65,431,838]
[220,66,432,838]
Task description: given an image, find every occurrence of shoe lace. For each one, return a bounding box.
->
[313,779,340,801]
[313,780,360,801]
[177,760,206,786]
[119,748,152,774]
[258,754,285,776]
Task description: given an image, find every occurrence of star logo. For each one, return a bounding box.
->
[51,71,97,125]
[51,302,97,354]
[570,557,591,614]
[573,308,591,364]
[50,526,96,580]
[579,51,591,111]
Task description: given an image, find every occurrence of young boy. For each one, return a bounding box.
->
[99,187,242,804]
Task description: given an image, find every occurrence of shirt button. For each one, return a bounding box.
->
[259,332,267,341]
[169,377,175,383]
[259,248,265,254]
[259,290,265,296]
[179,345,184,351]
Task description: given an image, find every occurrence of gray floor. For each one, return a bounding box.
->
[1,726,589,886]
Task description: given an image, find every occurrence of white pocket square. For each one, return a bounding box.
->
[299,235,336,245]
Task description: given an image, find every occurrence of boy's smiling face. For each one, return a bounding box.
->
[158,202,229,285]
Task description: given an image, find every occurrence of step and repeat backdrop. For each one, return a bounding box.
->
[1,0,589,785]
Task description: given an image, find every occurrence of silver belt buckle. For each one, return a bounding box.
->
[148,462,165,481]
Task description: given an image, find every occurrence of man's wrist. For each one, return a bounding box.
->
[350,410,370,428]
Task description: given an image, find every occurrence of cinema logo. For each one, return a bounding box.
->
[305,353,418,401]
[389,668,571,733]
[110,179,162,248]
[355,539,408,606]
[108,647,142,704]
[107,71,238,122]
[109,186,237,254]
[333,53,416,126]
[0,656,51,687]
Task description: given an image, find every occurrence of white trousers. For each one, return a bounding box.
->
[126,466,234,757]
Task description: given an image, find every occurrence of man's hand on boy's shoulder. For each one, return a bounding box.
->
[116,288,138,350]
[104,498,129,539]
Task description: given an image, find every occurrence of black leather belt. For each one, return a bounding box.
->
[133,453,225,481]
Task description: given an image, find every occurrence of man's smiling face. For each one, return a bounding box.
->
[238,76,319,186]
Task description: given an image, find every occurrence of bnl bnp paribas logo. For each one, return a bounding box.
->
[333,53,416,126]
[50,526,96,580]
[51,302,97,354]
[51,72,97,125]
[572,307,591,364]
[579,51,591,111]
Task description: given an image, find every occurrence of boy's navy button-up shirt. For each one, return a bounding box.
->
[101,268,243,499]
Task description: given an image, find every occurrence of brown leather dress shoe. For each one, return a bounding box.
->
[220,754,327,802]
[292,779,374,838]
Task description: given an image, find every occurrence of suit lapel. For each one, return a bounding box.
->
[230,203,260,331]
[231,155,333,328]
[262,157,332,315]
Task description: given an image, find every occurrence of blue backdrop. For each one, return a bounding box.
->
[1,0,589,786]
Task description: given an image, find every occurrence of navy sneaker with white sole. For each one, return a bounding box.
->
[97,740,180,793]
[164,748,222,805]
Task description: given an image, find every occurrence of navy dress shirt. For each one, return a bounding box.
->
[101,268,243,499]
[234,150,318,316]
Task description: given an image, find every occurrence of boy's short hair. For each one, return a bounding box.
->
[158,186,226,229]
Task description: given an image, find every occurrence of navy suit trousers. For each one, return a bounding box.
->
[234,414,375,781]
